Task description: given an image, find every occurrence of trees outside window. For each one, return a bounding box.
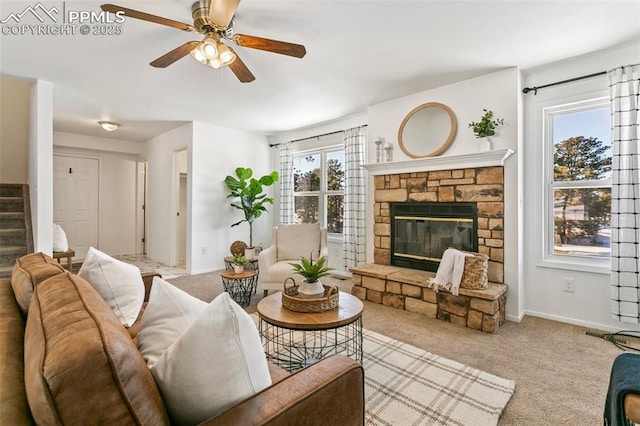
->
[547,100,611,259]
[293,148,344,234]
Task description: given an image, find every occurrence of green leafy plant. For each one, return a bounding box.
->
[224,167,279,247]
[468,109,505,138]
[289,254,334,283]
[231,253,248,266]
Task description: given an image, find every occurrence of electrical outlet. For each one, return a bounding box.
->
[562,277,575,293]
[201,247,207,255]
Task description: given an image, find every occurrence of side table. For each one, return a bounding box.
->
[53,249,75,271]
[257,291,363,372]
[220,269,258,308]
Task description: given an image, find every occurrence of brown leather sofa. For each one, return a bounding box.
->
[1,252,365,425]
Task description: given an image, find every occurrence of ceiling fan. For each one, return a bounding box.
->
[101,0,306,83]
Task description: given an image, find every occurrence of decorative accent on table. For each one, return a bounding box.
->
[231,253,249,274]
[282,277,339,313]
[224,167,279,259]
[288,254,334,299]
[468,109,504,152]
[230,240,247,256]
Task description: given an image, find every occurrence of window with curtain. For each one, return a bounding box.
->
[544,97,612,263]
[292,147,345,234]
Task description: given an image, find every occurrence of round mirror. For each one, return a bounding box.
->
[398,102,457,158]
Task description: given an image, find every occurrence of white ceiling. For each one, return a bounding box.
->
[1,0,639,142]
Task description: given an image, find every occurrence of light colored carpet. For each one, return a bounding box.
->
[165,270,623,425]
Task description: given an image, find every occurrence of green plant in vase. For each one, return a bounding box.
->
[224,167,279,259]
[231,253,248,274]
[468,109,504,152]
[289,253,334,299]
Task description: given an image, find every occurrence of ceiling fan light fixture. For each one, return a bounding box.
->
[217,42,236,65]
[208,57,222,69]
[98,121,120,132]
[200,38,218,59]
[190,46,207,64]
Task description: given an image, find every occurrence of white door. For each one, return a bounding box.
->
[177,173,187,265]
[53,156,99,260]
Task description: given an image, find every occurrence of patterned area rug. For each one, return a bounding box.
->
[363,329,514,426]
[251,308,514,426]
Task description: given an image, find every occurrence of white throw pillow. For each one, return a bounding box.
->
[144,291,272,425]
[78,247,144,327]
[52,224,69,252]
[137,277,207,368]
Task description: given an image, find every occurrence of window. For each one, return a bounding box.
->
[545,98,611,261]
[293,147,345,234]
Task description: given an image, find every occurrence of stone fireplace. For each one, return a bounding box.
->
[374,166,504,284]
[350,150,513,333]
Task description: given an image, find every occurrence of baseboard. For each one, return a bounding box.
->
[505,311,525,323]
[523,309,628,333]
[189,266,225,275]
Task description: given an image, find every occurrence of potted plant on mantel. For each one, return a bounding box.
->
[468,109,504,152]
[224,167,279,260]
[289,253,334,299]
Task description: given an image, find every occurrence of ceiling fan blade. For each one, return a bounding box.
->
[101,4,195,32]
[150,41,200,68]
[232,34,306,58]
[227,48,255,83]
[208,0,240,29]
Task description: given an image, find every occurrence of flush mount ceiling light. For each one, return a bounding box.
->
[98,121,121,132]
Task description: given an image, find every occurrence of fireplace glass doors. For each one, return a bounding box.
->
[391,202,477,272]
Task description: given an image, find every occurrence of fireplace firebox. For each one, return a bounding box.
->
[390,202,478,272]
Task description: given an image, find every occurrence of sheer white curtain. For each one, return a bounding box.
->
[278,142,294,224]
[610,64,640,323]
[343,126,367,269]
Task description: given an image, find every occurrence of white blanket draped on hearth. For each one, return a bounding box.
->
[428,248,471,295]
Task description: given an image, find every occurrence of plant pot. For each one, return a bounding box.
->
[233,264,244,274]
[297,279,325,299]
[478,138,492,152]
[244,247,256,260]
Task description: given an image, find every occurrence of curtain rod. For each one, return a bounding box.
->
[522,71,606,95]
[269,130,343,148]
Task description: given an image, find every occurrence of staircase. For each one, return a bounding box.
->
[0,184,33,278]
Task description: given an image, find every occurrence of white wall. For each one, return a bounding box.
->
[53,131,144,256]
[522,43,640,332]
[29,80,53,254]
[0,76,30,183]
[190,122,270,274]
[366,68,522,320]
[145,123,192,267]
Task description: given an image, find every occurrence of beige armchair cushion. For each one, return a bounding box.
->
[276,223,321,261]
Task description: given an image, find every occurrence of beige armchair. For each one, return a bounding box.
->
[258,224,329,297]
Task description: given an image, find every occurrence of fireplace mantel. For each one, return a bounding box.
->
[363,148,514,176]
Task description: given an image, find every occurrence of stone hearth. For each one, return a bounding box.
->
[351,264,507,333]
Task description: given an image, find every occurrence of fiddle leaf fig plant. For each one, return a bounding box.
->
[468,109,504,138]
[224,167,279,247]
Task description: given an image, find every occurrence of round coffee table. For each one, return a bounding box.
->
[257,291,363,372]
[220,270,258,308]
